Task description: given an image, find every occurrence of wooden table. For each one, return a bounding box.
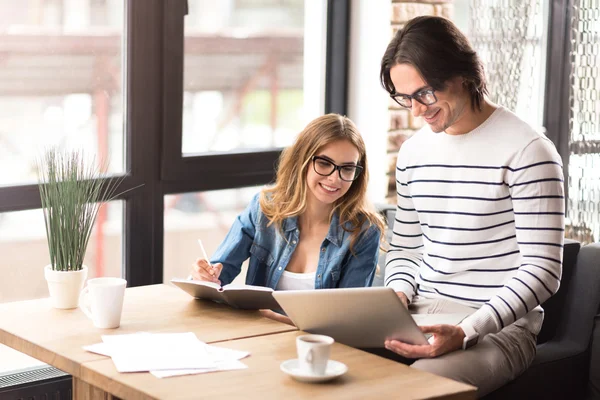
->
[0,284,476,400]
[0,284,296,377]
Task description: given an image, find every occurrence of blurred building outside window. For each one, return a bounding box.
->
[164,187,261,284]
[165,0,324,277]
[181,0,322,155]
[566,2,600,244]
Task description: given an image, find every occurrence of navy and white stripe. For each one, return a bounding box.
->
[385,107,565,339]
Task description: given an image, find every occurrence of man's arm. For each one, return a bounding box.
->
[459,136,565,339]
[384,149,423,303]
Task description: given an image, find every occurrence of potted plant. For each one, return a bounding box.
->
[37,149,124,309]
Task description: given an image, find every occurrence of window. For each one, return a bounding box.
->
[0,0,344,300]
[0,0,125,186]
[564,2,600,243]
[160,0,330,185]
[0,0,126,293]
[0,0,128,374]
[163,186,261,284]
[182,0,314,154]
[0,0,344,375]
[465,0,548,129]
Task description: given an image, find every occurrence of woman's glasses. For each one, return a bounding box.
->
[312,156,363,182]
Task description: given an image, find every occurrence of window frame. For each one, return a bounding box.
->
[0,0,351,288]
[543,0,573,204]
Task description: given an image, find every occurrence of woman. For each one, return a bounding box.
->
[191,114,384,319]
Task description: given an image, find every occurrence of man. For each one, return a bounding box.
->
[380,16,565,396]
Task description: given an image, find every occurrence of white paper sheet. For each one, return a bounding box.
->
[83,341,249,361]
[83,342,112,357]
[83,332,251,377]
[101,332,216,373]
[150,360,248,378]
[205,345,249,362]
[83,332,151,357]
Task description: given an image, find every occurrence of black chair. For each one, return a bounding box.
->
[482,242,600,400]
[587,313,600,400]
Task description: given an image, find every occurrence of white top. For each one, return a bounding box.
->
[276,270,316,291]
[385,106,565,340]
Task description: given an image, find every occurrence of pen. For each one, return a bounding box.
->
[197,239,216,276]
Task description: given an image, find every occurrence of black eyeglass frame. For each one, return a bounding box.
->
[390,88,438,108]
[311,156,363,182]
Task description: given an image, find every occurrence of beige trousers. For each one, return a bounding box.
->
[408,296,537,398]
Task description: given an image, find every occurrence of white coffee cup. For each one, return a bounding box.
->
[296,334,334,375]
[79,277,127,329]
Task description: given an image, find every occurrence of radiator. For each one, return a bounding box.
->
[0,365,71,400]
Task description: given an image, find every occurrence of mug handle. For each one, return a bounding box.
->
[79,286,93,320]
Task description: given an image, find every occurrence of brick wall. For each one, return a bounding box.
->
[386,0,454,203]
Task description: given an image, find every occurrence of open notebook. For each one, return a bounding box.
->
[171,279,280,310]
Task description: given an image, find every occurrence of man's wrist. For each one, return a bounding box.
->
[460,323,479,350]
[396,291,410,307]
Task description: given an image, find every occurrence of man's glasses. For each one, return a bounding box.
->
[312,156,363,182]
[390,89,437,109]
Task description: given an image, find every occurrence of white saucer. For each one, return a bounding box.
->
[280,359,348,383]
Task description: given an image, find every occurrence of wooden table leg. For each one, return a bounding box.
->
[73,377,119,400]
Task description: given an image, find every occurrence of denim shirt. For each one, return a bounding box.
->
[211,193,380,290]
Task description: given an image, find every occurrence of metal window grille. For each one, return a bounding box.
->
[567,0,600,244]
[469,0,544,127]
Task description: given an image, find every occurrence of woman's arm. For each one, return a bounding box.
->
[207,193,260,285]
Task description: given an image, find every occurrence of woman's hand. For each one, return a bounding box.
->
[191,259,223,284]
[259,309,295,326]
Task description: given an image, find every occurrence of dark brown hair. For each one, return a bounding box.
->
[380,16,488,111]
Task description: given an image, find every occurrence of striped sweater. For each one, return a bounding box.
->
[385,106,565,340]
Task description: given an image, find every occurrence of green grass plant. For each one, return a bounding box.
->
[37,149,124,272]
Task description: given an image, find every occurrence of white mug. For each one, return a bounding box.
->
[296,334,334,375]
[79,277,127,329]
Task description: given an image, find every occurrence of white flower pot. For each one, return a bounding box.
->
[44,265,88,309]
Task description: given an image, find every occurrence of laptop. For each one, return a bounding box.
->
[273,287,469,348]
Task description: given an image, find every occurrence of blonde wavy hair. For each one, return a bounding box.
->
[259,113,385,250]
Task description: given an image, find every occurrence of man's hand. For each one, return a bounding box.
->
[396,291,409,308]
[384,325,466,358]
